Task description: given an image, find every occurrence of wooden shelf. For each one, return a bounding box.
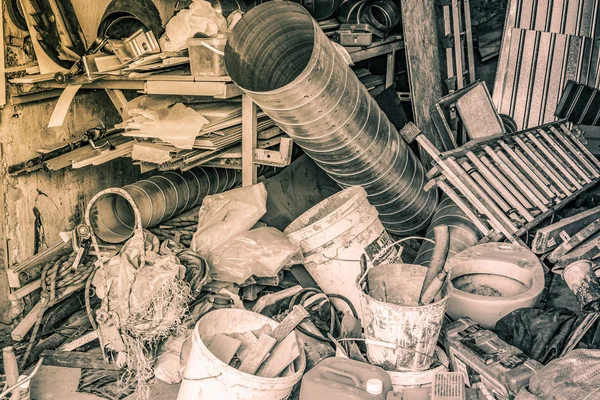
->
[347,35,404,63]
[10,36,404,186]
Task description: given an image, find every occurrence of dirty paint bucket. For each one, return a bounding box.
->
[285,187,397,318]
[386,347,449,392]
[358,263,449,371]
[177,309,306,400]
[563,260,600,312]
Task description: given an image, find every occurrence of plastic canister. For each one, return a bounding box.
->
[299,357,393,400]
[188,34,228,77]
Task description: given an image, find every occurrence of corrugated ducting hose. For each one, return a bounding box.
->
[88,167,241,243]
[224,1,437,235]
[414,196,482,266]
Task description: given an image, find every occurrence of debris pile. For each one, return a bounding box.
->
[3,0,600,400]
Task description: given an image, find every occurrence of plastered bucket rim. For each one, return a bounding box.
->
[356,263,450,308]
[193,308,306,384]
[285,186,369,239]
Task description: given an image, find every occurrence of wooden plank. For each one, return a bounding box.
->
[385,51,396,88]
[207,334,242,364]
[532,204,600,253]
[104,89,128,120]
[401,0,445,168]
[0,0,5,108]
[549,216,600,262]
[40,350,120,370]
[59,331,99,352]
[48,85,83,128]
[348,37,404,63]
[556,231,600,266]
[7,278,41,301]
[464,0,476,83]
[242,95,257,186]
[256,332,300,378]
[270,305,309,342]
[238,334,277,375]
[451,0,464,89]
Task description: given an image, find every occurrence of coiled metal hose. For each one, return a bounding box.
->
[88,167,241,243]
[224,1,436,235]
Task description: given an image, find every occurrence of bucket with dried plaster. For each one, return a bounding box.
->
[284,187,397,319]
[387,347,449,392]
[177,308,306,400]
[358,263,449,371]
[563,260,600,312]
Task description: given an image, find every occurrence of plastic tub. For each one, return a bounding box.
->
[189,34,228,77]
[177,308,306,400]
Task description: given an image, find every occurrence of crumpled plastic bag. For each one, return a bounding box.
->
[191,183,267,259]
[119,103,209,149]
[92,230,186,323]
[208,227,303,284]
[154,329,190,384]
[159,0,228,52]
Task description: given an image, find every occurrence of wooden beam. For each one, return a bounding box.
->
[104,89,128,120]
[40,350,121,370]
[241,94,257,186]
[0,0,5,108]
[238,334,277,375]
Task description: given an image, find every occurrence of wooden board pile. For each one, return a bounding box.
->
[205,305,307,378]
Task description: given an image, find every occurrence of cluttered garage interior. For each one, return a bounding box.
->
[0,0,599,399]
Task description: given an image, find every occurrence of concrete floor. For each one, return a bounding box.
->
[30,366,181,400]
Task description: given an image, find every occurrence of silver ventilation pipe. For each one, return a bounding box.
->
[88,167,241,243]
[224,2,436,234]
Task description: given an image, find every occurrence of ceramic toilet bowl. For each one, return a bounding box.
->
[446,242,545,328]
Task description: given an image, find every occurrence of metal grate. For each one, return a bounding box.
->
[402,120,600,244]
[432,372,466,400]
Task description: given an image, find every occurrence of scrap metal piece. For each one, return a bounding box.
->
[556,80,600,126]
[225,2,437,235]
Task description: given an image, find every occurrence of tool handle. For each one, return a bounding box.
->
[420,271,448,305]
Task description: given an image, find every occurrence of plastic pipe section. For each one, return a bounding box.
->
[414,196,482,266]
[224,2,436,235]
[88,167,241,243]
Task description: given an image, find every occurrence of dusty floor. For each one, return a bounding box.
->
[30,366,181,400]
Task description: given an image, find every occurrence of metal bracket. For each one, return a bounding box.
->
[254,137,293,167]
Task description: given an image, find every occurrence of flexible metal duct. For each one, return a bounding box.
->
[88,167,241,243]
[224,1,436,234]
[414,196,482,266]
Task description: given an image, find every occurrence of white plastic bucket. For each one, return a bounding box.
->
[285,187,396,318]
[386,347,449,392]
[177,309,306,400]
[358,263,449,372]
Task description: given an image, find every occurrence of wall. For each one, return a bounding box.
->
[0,0,175,318]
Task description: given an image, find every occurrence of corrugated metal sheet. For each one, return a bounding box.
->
[511,0,600,37]
[496,29,600,130]
[494,0,600,130]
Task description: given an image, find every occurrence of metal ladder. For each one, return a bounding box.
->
[401,120,600,243]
